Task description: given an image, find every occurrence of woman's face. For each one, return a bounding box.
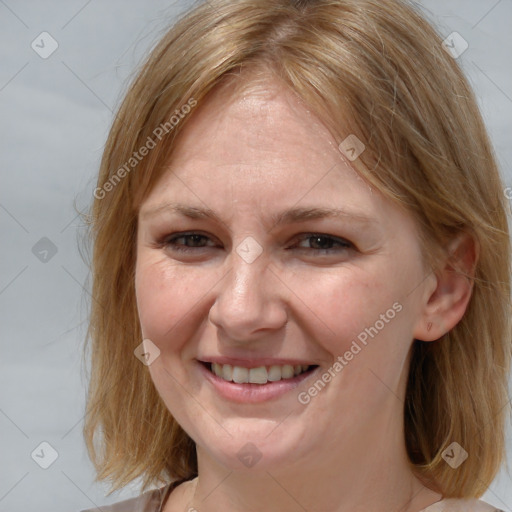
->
[135,76,434,472]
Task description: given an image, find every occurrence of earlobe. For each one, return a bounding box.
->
[413,231,478,342]
[417,312,449,341]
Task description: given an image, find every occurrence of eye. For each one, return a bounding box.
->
[159,232,218,253]
[291,234,354,253]
[157,232,354,255]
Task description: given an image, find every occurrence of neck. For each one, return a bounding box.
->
[182,412,442,512]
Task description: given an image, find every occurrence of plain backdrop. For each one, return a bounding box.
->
[1,1,511,511]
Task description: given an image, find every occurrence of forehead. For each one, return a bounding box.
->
[150,76,367,195]
[139,74,417,239]
[193,76,337,162]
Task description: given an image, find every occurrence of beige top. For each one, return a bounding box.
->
[80,480,505,512]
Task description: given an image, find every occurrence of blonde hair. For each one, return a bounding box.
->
[82,0,512,497]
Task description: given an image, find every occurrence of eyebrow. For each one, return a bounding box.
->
[140,202,377,227]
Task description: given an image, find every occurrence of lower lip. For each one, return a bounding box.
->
[197,361,319,404]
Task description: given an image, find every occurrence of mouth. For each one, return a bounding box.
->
[199,361,319,385]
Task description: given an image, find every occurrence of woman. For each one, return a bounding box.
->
[80,0,511,511]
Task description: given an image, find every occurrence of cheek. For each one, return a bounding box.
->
[304,270,391,340]
[307,264,414,368]
[135,255,195,343]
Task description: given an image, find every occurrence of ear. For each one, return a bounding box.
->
[413,231,479,342]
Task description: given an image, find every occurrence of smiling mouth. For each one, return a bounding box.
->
[200,361,319,384]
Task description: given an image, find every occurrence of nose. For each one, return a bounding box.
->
[208,245,288,342]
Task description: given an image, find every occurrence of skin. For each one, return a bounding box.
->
[135,72,476,512]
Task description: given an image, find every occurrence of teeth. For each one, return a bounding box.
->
[281,364,294,379]
[212,362,223,377]
[249,366,268,384]
[221,364,233,381]
[210,362,312,384]
[232,366,249,383]
[267,365,282,382]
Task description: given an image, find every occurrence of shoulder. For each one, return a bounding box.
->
[423,497,505,512]
[79,483,172,512]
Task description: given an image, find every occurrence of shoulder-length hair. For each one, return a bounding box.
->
[82,0,511,497]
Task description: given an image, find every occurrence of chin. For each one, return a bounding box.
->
[196,420,306,472]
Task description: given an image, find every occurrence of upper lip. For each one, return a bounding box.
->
[198,356,318,368]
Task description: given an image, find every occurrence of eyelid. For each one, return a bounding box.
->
[291,233,354,249]
[159,231,218,247]
[158,231,355,253]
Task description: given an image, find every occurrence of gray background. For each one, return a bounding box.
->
[0,1,511,511]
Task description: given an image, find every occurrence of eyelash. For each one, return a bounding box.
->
[158,232,354,254]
